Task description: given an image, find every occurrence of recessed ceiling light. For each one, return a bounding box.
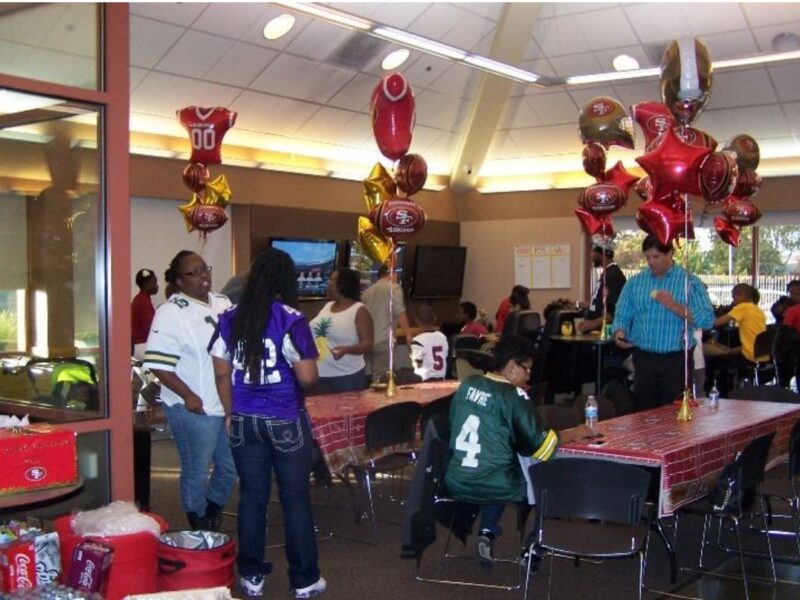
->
[381,48,410,70]
[612,54,640,71]
[772,32,800,52]
[263,14,295,40]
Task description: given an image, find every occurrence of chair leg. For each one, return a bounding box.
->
[546,550,555,600]
[758,496,777,584]
[792,498,800,558]
[733,518,750,600]
[699,513,711,570]
[361,467,378,545]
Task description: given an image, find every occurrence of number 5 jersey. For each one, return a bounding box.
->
[445,373,558,503]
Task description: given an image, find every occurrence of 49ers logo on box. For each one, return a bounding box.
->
[24,466,47,482]
[370,198,426,241]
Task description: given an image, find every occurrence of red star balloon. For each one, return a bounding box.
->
[714,215,740,247]
[636,127,712,200]
[636,199,693,246]
[600,161,640,198]
[575,207,614,237]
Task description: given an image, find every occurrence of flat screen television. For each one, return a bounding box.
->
[411,245,467,299]
[348,240,405,291]
[270,237,338,299]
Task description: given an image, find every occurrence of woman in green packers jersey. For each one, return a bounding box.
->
[445,335,593,565]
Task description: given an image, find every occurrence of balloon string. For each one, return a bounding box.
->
[388,242,396,380]
[682,197,690,395]
[601,226,608,329]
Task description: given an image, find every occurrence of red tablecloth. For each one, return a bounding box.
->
[306,381,459,474]
[558,399,800,517]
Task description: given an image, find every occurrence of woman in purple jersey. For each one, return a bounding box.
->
[210,248,326,599]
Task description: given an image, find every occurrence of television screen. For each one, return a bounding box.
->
[411,246,467,299]
[348,240,405,291]
[270,237,338,299]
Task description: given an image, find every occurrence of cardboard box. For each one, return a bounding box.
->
[0,425,78,494]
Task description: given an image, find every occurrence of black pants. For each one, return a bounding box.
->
[633,349,693,411]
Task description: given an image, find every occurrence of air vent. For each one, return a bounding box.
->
[642,42,669,68]
[327,33,390,70]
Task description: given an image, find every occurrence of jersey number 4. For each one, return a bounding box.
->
[455,414,481,467]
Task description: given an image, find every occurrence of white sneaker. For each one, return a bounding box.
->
[294,576,327,599]
[240,574,265,597]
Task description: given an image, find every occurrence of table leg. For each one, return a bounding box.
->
[653,517,678,583]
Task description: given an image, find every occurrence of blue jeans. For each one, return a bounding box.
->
[316,368,367,393]
[229,411,321,589]
[163,403,236,515]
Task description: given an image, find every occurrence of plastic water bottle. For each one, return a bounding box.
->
[709,382,720,408]
[585,394,598,432]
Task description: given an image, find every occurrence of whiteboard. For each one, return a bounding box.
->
[514,244,571,289]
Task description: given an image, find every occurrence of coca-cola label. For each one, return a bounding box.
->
[14,554,33,588]
[79,560,95,589]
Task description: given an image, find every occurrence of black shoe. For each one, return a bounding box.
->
[204,499,223,531]
[477,529,496,567]
[520,545,544,571]
[186,511,203,530]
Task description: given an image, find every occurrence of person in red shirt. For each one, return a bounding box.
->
[131,268,159,353]
[458,301,488,336]
[495,285,530,334]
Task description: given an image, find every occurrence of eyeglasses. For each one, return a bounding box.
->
[181,265,212,277]
[517,362,532,375]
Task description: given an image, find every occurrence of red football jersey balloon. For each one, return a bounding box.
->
[369,197,425,241]
[189,204,228,232]
[178,106,238,165]
[631,101,675,148]
[371,73,416,161]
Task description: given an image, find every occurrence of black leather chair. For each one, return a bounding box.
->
[526,458,652,600]
[761,418,800,559]
[737,326,778,386]
[535,405,581,432]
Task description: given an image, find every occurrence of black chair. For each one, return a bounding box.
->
[535,405,581,432]
[401,416,526,591]
[503,310,542,339]
[453,335,492,379]
[774,324,800,388]
[344,401,422,544]
[728,385,800,403]
[526,458,652,600]
[738,326,778,386]
[572,394,616,422]
[761,418,800,559]
[679,432,776,600]
[419,394,453,441]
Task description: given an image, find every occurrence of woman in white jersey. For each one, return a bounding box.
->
[309,269,373,393]
[143,250,236,530]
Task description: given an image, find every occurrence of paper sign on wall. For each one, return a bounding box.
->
[514,244,571,289]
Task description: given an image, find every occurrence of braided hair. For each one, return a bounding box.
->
[230,248,299,382]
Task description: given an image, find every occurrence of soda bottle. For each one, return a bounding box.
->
[585,394,598,432]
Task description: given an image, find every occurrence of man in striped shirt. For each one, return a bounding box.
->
[612,234,714,411]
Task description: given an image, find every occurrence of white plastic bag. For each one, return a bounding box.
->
[71,501,161,538]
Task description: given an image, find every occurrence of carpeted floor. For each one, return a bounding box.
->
[149,437,800,600]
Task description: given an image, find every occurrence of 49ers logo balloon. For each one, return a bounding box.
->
[371,73,416,161]
[370,198,426,241]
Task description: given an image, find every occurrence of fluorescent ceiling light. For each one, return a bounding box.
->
[272,1,371,30]
[612,54,640,71]
[566,67,660,85]
[381,48,409,71]
[463,55,539,83]
[714,48,800,68]
[372,26,466,60]
[263,14,296,40]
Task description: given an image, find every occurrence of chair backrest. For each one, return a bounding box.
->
[753,326,777,362]
[504,310,542,337]
[572,394,616,421]
[535,404,581,432]
[530,458,652,525]
[365,401,422,453]
[789,418,800,479]
[420,394,453,438]
[544,309,580,337]
[711,432,775,515]
[728,385,800,403]
[455,357,485,381]
[453,335,482,352]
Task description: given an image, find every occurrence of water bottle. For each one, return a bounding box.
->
[585,394,598,432]
[709,382,720,408]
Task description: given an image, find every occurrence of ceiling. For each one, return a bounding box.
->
[4,2,800,193]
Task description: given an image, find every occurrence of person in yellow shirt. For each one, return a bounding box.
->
[704,283,766,393]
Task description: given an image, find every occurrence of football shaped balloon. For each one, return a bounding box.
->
[732,170,762,198]
[699,151,738,204]
[370,73,416,161]
[723,134,760,171]
[582,143,607,179]
[578,96,635,149]
[723,196,762,226]
[660,38,712,126]
[182,162,210,193]
[394,153,428,195]
[580,182,626,215]
[369,197,426,241]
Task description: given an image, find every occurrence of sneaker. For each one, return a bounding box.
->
[520,545,544,572]
[476,530,496,566]
[240,574,265,598]
[294,577,327,599]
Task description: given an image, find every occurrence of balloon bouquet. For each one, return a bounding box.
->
[574,38,763,417]
[361,72,428,396]
[176,106,238,237]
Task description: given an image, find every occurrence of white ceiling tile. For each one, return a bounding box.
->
[130,2,208,26]
[407,3,464,42]
[342,113,377,148]
[706,67,777,110]
[534,15,591,57]
[499,97,523,129]
[250,54,356,104]
[548,53,603,78]
[462,2,506,22]
[130,67,149,93]
[756,136,800,159]
[331,2,430,29]
[768,62,800,101]
[781,102,800,135]
[427,64,481,100]
[611,78,663,110]
[441,13,495,53]
[403,54,453,90]
[38,3,96,57]
[486,131,523,160]
[538,3,619,20]
[522,36,544,61]
[229,91,319,137]
[701,30,759,61]
[408,124,443,155]
[509,92,578,129]
[203,43,278,88]
[156,30,234,78]
[471,31,495,57]
[572,8,639,51]
[700,105,789,142]
[132,72,241,117]
[191,3,269,39]
[751,21,800,54]
[284,20,354,62]
[509,124,584,156]
[327,73,379,113]
[624,3,748,45]
[742,3,800,28]
[294,106,360,143]
[424,132,461,167]
[129,16,185,69]
[414,89,462,130]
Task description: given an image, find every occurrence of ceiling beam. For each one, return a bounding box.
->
[449,2,541,192]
